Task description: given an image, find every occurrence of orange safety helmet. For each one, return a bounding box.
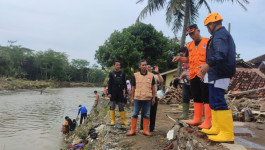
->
[204,12,223,26]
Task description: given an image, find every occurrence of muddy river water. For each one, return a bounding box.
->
[0,87,102,150]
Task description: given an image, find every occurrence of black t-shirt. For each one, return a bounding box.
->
[67,118,74,131]
[186,40,201,57]
[108,70,127,95]
[131,71,155,86]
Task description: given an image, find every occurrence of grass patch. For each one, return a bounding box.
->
[83,144,91,150]
[102,105,110,117]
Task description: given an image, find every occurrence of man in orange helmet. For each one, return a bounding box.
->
[198,12,236,143]
[172,24,212,129]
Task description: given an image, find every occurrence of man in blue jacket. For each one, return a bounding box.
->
[78,105,87,125]
[198,12,236,143]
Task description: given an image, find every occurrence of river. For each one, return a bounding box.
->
[0,87,103,150]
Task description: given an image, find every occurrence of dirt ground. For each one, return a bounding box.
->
[122,104,186,150]
[122,104,265,150]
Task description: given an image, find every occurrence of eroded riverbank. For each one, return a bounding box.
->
[0,77,102,91]
[62,98,265,150]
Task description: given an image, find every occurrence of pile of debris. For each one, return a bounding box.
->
[159,86,183,104]
[164,119,244,150]
[226,96,265,123]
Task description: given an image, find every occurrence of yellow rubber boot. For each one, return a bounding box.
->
[120,111,128,126]
[198,104,212,129]
[110,110,115,126]
[202,110,219,134]
[208,110,234,142]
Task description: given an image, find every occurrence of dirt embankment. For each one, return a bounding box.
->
[62,97,265,150]
[0,77,102,90]
[61,98,218,150]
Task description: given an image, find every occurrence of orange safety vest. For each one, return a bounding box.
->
[134,72,154,100]
[186,37,210,79]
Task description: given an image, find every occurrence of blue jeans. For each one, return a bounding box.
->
[209,84,229,110]
[132,100,151,119]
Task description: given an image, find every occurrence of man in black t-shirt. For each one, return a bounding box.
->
[108,60,128,126]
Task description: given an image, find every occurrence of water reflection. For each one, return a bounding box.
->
[0,87,102,150]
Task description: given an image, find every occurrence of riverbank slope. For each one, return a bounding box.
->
[61,98,262,150]
[0,77,102,90]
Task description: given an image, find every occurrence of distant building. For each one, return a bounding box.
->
[228,54,265,98]
[160,68,178,88]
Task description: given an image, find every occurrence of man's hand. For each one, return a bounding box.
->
[172,56,181,63]
[154,66,159,73]
[152,97,155,106]
[197,64,210,81]
[108,94,111,98]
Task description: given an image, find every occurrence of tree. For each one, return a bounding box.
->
[137,0,249,47]
[70,59,90,81]
[0,43,34,78]
[236,53,241,60]
[87,64,106,83]
[0,42,105,84]
[136,0,249,75]
[95,23,179,78]
[34,49,69,80]
[71,59,90,69]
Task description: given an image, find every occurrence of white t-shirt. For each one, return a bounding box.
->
[204,73,230,90]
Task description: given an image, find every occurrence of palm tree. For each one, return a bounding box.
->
[136,0,249,47]
[136,0,249,75]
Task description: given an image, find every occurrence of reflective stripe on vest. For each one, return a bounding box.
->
[134,72,154,100]
[187,37,210,79]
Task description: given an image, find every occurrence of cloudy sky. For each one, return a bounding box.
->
[0,0,264,65]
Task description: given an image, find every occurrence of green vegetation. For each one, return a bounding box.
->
[0,77,97,90]
[137,0,249,47]
[102,104,110,117]
[0,41,106,84]
[136,0,249,76]
[95,23,179,78]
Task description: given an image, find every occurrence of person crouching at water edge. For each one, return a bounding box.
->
[127,59,156,136]
[62,116,69,135]
[107,60,129,126]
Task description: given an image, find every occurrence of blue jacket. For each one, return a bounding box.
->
[78,106,87,115]
[206,27,236,82]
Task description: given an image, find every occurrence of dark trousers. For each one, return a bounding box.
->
[208,84,229,110]
[140,97,158,131]
[190,76,209,103]
[182,84,192,103]
[80,113,87,124]
[110,101,124,111]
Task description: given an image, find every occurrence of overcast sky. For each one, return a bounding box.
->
[0,0,264,66]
